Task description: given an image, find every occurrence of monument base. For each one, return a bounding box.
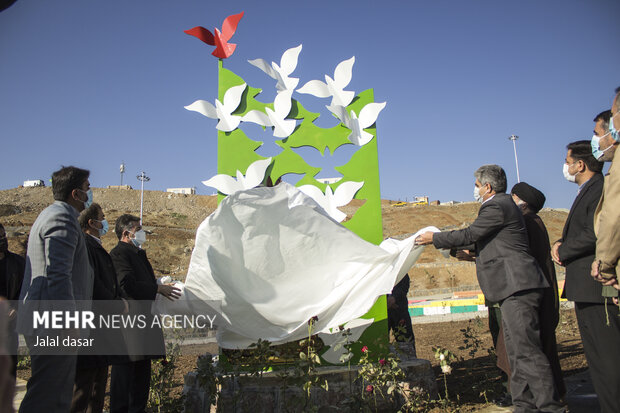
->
[183,356,437,412]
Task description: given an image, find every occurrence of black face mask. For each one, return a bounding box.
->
[0,238,7,253]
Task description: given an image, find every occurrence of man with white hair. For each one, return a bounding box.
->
[416,165,565,413]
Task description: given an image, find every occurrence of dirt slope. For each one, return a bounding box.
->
[0,187,568,291]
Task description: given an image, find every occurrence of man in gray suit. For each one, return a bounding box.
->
[416,165,565,413]
[17,166,94,413]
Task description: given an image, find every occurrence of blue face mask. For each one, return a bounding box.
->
[610,113,619,142]
[591,133,613,161]
[97,219,109,237]
[79,189,93,209]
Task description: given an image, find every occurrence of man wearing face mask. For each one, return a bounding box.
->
[17,166,94,413]
[552,138,620,413]
[0,223,24,378]
[72,203,128,413]
[591,89,620,304]
[109,214,180,413]
[551,138,620,400]
[416,165,564,413]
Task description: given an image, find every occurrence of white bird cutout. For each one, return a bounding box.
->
[297,57,356,107]
[327,102,386,146]
[184,83,247,132]
[202,158,272,195]
[298,181,364,222]
[248,45,302,93]
[241,90,297,138]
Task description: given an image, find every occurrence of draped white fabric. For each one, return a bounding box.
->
[153,183,436,349]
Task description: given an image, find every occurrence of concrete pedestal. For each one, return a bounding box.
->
[183,357,437,413]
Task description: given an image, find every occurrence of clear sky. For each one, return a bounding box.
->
[1,0,618,209]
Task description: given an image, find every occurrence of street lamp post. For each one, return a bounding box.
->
[120,162,125,186]
[136,172,150,224]
[508,135,521,183]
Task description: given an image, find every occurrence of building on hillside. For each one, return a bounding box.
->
[316,177,341,185]
[107,185,133,190]
[166,187,196,195]
[23,180,45,187]
[430,200,440,206]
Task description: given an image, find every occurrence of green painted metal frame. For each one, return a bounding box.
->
[216,59,387,363]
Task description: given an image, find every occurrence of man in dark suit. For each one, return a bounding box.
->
[109,214,180,413]
[72,203,128,413]
[416,165,565,413]
[552,138,620,413]
[0,222,24,378]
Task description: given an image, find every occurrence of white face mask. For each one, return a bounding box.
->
[563,163,577,183]
[131,229,147,247]
[474,185,488,203]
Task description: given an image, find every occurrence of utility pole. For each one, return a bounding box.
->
[508,135,521,182]
[136,172,150,224]
[120,162,125,186]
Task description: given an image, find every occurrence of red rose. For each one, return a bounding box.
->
[365,384,374,393]
[361,346,368,353]
[379,358,386,366]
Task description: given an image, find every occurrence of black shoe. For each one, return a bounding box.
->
[493,393,513,407]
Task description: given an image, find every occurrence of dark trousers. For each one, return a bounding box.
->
[500,289,564,413]
[19,336,77,413]
[488,304,510,392]
[575,302,620,413]
[388,298,415,342]
[493,296,566,399]
[110,359,151,413]
[71,366,108,413]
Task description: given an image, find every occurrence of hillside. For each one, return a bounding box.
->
[0,187,568,294]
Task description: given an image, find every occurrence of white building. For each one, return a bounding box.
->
[166,187,196,195]
[23,180,45,187]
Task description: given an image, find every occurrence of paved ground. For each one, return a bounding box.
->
[475,369,600,413]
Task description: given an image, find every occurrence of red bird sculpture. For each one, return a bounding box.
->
[184,11,244,59]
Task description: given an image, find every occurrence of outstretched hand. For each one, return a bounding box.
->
[415,232,434,246]
[158,284,182,301]
[455,249,475,262]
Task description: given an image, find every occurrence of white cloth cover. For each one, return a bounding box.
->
[153,183,437,349]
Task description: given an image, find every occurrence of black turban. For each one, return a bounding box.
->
[511,182,546,213]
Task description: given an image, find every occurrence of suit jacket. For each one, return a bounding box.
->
[110,241,163,359]
[594,148,620,279]
[1,251,25,303]
[558,173,604,303]
[1,251,24,336]
[523,211,559,327]
[433,193,548,302]
[17,201,94,334]
[78,235,127,368]
[85,235,125,306]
